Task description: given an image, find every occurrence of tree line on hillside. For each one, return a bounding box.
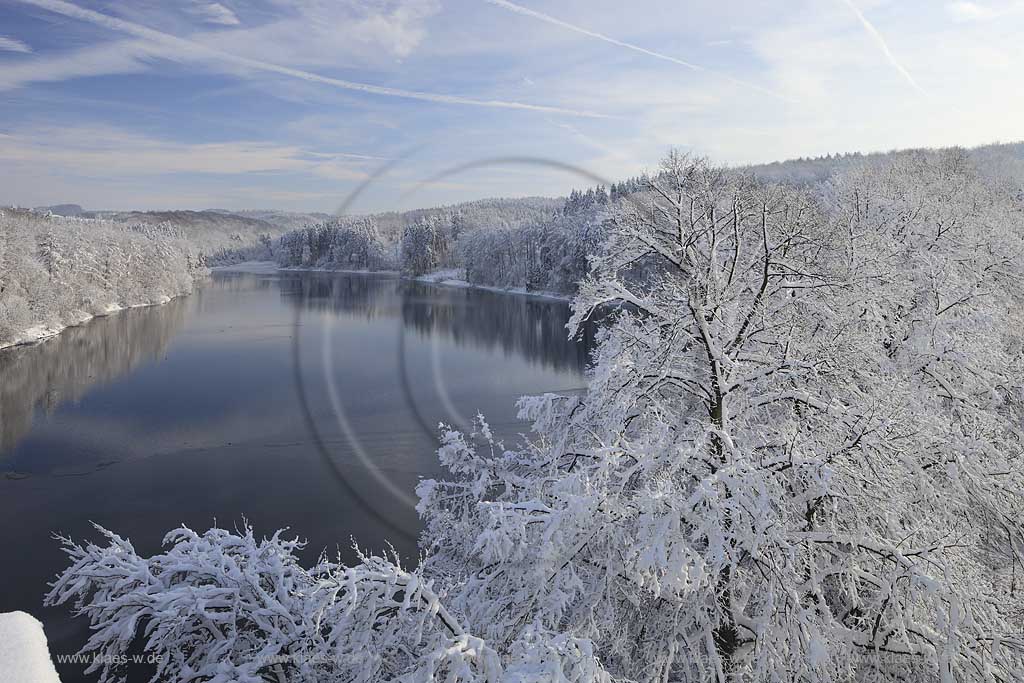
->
[46,146,1024,682]
[0,209,204,348]
[214,187,619,295]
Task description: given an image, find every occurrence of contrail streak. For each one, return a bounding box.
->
[16,0,613,118]
[487,0,704,71]
[839,0,926,94]
[484,0,795,103]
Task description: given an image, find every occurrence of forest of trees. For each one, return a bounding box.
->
[0,209,204,348]
[227,143,1024,303]
[275,216,393,271]
[214,189,615,295]
[44,145,1024,682]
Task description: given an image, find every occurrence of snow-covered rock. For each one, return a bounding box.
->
[0,612,61,682]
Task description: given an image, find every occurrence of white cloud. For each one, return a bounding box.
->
[239,0,441,64]
[0,40,155,91]
[947,1,998,20]
[0,125,374,180]
[12,0,611,117]
[189,2,240,26]
[946,0,1024,21]
[0,35,33,53]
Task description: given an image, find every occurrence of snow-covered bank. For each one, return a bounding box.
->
[0,295,177,352]
[213,262,572,301]
[211,260,281,274]
[0,612,61,683]
[213,262,400,276]
[282,266,400,276]
[412,269,571,301]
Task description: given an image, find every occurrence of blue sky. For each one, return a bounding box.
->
[0,0,1021,212]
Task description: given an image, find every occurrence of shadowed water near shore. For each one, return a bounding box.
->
[0,299,189,460]
[0,270,593,683]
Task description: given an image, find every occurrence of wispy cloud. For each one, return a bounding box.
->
[0,40,152,91]
[483,0,794,103]
[189,2,240,27]
[14,0,612,118]
[947,1,998,20]
[0,125,373,180]
[839,0,926,94]
[305,151,395,162]
[946,0,1024,21]
[0,35,33,53]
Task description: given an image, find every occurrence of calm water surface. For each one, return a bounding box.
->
[0,270,592,682]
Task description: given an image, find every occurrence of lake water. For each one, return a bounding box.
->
[0,270,593,682]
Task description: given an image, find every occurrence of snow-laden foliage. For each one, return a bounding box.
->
[47,149,1024,682]
[419,150,1024,681]
[277,216,393,271]
[46,524,607,683]
[395,200,608,290]
[458,194,608,294]
[0,209,204,347]
[225,192,602,293]
[402,214,454,275]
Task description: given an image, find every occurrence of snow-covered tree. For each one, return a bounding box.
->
[46,524,610,683]
[401,214,454,276]
[418,151,1024,681]
[0,209,203,347]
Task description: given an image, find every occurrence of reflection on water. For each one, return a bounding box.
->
[280,272,594,372]
[0,274,591,462]
[400,283,595,373]
[0,299,187,459]
[0,270,593,683]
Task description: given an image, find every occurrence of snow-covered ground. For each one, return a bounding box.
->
[211,260,283,274]
[413,268,571,301]
[213,261,400,276]
[0,612,61,683]
[280,266,400,275]
[0,296,176,352]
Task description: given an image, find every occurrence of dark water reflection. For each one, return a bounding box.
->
[0,300,187,456]
[0,271,592,683]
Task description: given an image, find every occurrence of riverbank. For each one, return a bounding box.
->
[0,295,178,352]
[411,269,571,301]
[213,262,572,301]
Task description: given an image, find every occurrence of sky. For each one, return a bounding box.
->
[0,0,1021,213]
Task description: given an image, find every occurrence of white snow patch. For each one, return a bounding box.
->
[211,260,281,274]
[0,612,61,683]
[4,324,64,348]
[413,269,570,301]
[279,265,399,275]
[414,268,464,284]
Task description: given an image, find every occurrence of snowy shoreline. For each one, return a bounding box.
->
[1,261,569,354]
[0,293,186,352]
[408,268,571,300]
[214,262,572,302]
